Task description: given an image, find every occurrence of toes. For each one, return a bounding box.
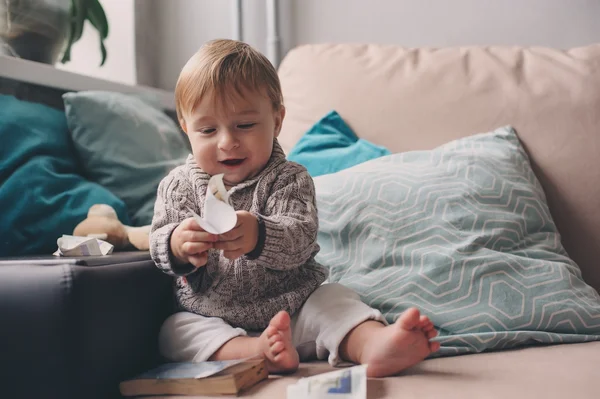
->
[265,325,278,339]
[270,341,285,355]
[426,329,438,339]
[430,341,441,352]
[269,332,283,345]
[396,307,421,330]
[418,315,434,327]
[270,311,291,331]
[419,321,432,331]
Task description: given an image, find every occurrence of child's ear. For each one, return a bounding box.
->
[180,119,188,134]
[274,105,286,138]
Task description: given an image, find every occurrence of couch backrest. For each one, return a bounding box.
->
[278,43,600,293]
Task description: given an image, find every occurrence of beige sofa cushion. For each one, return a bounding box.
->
[278,43,600,294]
[254,342,600,399]
[165,341,600,398]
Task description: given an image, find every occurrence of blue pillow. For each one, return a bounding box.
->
[63,91,190,226]
[0,95,129,257]
[287,110,391,176]
[315,126,600,357]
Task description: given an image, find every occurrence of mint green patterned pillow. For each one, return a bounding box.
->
[314,126,600,356]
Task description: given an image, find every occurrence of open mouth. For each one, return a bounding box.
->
[220,158,245,166]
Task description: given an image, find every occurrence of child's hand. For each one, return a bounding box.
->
[171,218,218,268]
[214,211,259,260]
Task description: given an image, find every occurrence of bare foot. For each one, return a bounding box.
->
[258,311,299,374]
[360,308,440,378]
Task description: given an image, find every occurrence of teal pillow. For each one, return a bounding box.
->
[63,91,190,226]
[287,110,391,176]
[314,126,600,356]
[0,95,129,257]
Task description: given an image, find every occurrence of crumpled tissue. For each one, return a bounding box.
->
[53,234,114,257]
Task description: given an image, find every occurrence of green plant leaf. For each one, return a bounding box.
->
[61,19,78,63]
[60,0,109,65]
[71,0,88,43]
[87,0,109,39]
[87,0,109,65]
[61,42,71,63]
[99,38,107,66]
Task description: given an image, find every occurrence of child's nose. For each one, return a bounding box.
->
[218,130,239,151]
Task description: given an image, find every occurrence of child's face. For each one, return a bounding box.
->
[182,87,285,188]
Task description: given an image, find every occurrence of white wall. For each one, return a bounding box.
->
[137,0,600,90]
[56,0,136,85]
[289,0,600,49]
[152,0,231,91]
[136,0,294,90]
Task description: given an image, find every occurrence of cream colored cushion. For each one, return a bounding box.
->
[166,341,600,398]
[252,342,600,399]
[278,43,600,294]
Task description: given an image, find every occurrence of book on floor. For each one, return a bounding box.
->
[119,358,267,397]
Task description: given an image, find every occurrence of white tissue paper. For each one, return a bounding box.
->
[53,234,114,257]
[187,173,237,235]
[287,365,367,399]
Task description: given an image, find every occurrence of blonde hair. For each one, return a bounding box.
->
[175,39,283,124]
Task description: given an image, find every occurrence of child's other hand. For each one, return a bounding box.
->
[171,218,218,268]
[214,211,259,260]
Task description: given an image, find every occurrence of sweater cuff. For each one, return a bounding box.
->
[169,255,197,276]
[150,222,195,276]
[253,215,286,264]
[245,214,266,260]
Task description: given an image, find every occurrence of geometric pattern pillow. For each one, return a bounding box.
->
[314,126,600,357]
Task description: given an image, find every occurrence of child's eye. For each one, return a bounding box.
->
[237,123,256,129]
[200,128,216,134]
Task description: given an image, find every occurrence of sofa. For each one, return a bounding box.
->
[2,42,600,399]
[271,42,600,398]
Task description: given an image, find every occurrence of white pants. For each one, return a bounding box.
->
[158,283,386,366]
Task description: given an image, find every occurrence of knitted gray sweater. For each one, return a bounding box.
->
[150,141,328,330]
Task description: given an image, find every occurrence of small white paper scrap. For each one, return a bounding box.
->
[53,235,114,257]
[287,365,367,399]
[187,173,237,235]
